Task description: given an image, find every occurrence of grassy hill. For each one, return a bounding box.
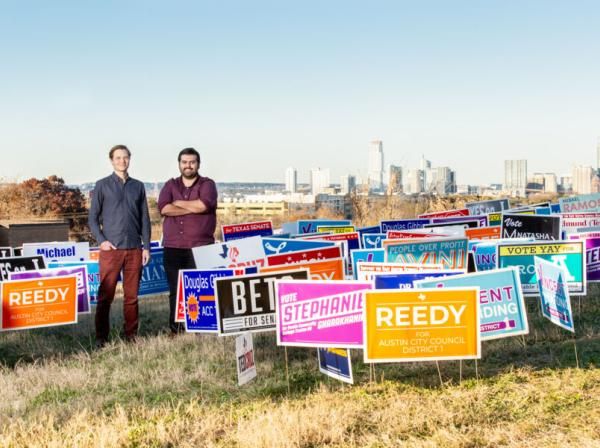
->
[1,288,599,447]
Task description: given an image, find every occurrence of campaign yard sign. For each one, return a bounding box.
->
[374,270,464,290]
[380,219,430,233]
[286,219,352,234]
[466,199,510,215]
[49,261,99,304]
[501,214,561,241]
[560,193,600,213]
[214,268,309,335]
[262,238,336,256]
[362,233,387,249]
[0,256,46,282]
[488,213,503,227]
[535,257,575,332]
[560,213,600,235]
[276,280,372,348]
[22,242,89,263]
[137,248,169,296]
[465,226,501,241]
[355,262,444,282]
[415,268,528,341]
[1,275,78,331]
[235,332,257,386]
[317,225,356,234]
[497,241,586,296]
[351,249,385,280]
[317,347,353,384]
[181,268,240,332]
[418,209,470,219]
[0,247,13,258]
[10,265,90,314]
[385,237,468,270]
[432,215,488,227]
[580,234,600,282]
[222,221,273,241]
[261,258,345,281]
[192,236,266,270]
[363,288,480,363]
[266,246,342,267]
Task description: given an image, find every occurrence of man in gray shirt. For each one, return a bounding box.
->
[89,145,151,347]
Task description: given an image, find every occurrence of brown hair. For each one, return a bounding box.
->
[109,144,131,159]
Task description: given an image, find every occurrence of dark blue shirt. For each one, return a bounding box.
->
[89,173,151,249]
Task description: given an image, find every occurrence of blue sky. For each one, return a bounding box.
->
[1,1,599,186]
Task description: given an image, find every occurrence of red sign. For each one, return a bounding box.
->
[266,246,343,266]
[418,209,470,218]
[302,232,359,243]
[387,230,450,239]
[222,221,273,235]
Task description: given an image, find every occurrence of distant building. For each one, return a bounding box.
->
[284,167,297,193]
[430,167,456,195]
[368,140,384,191]
[558,175,573,194]
[310,168,330,196]
[572,165,594,194]
[340,174,356,195]
[504,160,527,197]
[420,156,432,191]
[405,169,424,194]
[315,194,352,218]
[387,165,403,195]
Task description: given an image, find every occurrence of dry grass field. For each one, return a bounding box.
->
[1,287,599,447]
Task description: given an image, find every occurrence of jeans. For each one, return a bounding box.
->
[96,248,143,342]
[163,247,196,333]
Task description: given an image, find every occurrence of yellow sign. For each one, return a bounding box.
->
[316,226,356,234]
[363,288,480,363]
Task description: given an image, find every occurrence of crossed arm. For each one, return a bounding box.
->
[160,199,208,216]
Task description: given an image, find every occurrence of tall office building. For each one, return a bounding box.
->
[572,165,594,194]
[310,168,330,196]
[285,167,297,193]
[420,155,432,191]
[368,140,384,191]
[340,174,356,195]
[405,169,424,194]
[504,160,527,197]
[387,165,403,195]
[430,167,456,195]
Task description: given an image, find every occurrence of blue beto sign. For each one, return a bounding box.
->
[182,269,238,332]
[416,268,529,341]
[380,219,430,232]
[362,233,386,249]
[317,347,353,384]
[350,249,384,279]
[138,248,169,296]
[357,225,382,237]
[374,270,463,290]
[291,219,352,234]
[261,238,335,256]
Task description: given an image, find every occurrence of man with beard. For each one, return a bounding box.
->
[158,147,218,335]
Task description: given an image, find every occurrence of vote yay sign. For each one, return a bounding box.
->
[363,288,480,363]
[1,275,78,331]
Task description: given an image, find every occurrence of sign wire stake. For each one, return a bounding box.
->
[435,361,443,388]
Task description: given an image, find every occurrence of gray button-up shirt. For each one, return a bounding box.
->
[89,173,151,249]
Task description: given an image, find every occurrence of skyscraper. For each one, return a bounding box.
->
[572,165,594,194]
[504,160,527,197]
[430,167,456,195]
[340,174,356,195]
[387,165,403,195]
[285,167,297,193]
[310,168,330,196]
[368,140,384,191]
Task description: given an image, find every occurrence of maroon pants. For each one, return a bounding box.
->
[96,248,143,342]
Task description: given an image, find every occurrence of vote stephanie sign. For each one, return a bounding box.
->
[363,288,480,363]
[1,275,78,331]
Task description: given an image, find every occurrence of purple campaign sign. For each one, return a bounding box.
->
[10,265,91,314]
[276,280,372,348]
[585,236,600,282]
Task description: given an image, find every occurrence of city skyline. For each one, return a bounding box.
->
[1,2,600,185]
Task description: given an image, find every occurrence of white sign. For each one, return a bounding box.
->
[22,242,89,263]
[192,236,266,270]
[235,332,257,386]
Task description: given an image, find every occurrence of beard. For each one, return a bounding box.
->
[181,169,198,180]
